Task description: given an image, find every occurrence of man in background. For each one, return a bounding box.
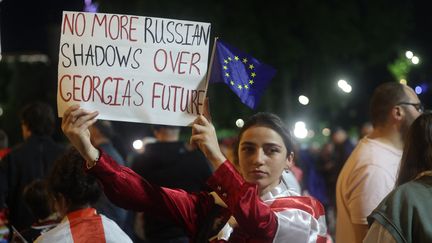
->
[130,125,213,243]
[0,102,65,231]
[336,82,423,243]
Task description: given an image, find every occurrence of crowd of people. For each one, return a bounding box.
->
[0,81,430,242]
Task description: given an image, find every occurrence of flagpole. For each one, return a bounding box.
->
[201,36,218,115]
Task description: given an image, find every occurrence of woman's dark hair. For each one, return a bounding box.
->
[48,148,101,208]
[23,179,53,220]
[233,112,294,165]
[396,112,432,186]
[19,102,55,136]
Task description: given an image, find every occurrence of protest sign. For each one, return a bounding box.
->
[57,11,211,126]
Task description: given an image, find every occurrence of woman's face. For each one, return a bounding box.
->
[238,126,291,196]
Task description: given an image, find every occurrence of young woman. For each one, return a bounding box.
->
[62,105,327,242]
[364,112,432,243]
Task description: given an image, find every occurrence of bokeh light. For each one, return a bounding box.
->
[337,79,352,93]
[298,95,310,105]
[322,128,331,136]
[405,50,414,59]
[133,139,144,150]
[294,121,308,139]
[235,118,244,128]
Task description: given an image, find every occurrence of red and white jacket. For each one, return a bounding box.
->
[35,208,131,243]
[88,150,327,243]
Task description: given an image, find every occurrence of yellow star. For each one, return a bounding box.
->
[237,84,242,90]
[251,72,256,77]
[242,58,248,63]
[225,73,230,77]
[244,84,249,89]
[224,59,228,64]
[234,56,239,61]
[230,81,234,86]
[223,65,228,70]
[249,64,254,69]
[228,57,232,61]
[249,80,254,84]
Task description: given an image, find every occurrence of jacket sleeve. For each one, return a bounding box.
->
[86,149,214,236]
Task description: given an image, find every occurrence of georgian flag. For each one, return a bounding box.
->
[35,208,132,243]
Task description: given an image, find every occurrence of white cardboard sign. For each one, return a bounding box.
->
[57,11,211,126]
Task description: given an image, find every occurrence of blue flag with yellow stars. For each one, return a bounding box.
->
[209,39,277,109]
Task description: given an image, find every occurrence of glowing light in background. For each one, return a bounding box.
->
[84,0,99,12]
[0,107,3,117]
[322,128,331,136]
[235,118,244,128]
[338,79,352,93]
[294,121,308,139]
[411,56,420,65]
[298,95,310,105]
[133,139,144,150]
[415,86,423,94]
[405,51,414,59]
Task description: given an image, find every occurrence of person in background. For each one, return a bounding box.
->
[0,130,10,160]
[360,122,373,139]
[35,148,132,243]
[130,125,213,242]
[20,179,59,242]
[0,130,10,243]
[336,82,423,243]
[364,112,432,243]
[319,127,354,237]
[89,120,128,229]
[62,104,327,242]
[0,102,65,232]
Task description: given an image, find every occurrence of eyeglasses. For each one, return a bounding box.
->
[397,102,424,113]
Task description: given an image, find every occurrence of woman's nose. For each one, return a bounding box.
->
[253,149,266,166]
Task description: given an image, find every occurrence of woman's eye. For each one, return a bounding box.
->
[266,147,280,154]
[241,147,254,153]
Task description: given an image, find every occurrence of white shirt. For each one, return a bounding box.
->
[335,137,402,243]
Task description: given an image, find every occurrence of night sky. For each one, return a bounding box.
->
[1,0,431,147]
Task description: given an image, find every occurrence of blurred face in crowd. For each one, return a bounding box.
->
[238,126,292,196]
[21,122,31,140]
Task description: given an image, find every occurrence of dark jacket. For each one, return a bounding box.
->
[131,142,213,241]
[0,135,65,231]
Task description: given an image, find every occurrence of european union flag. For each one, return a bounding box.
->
[209,39,276,109]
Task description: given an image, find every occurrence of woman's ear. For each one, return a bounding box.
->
[285,152,294,170]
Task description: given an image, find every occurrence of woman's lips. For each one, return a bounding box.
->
[249,170,267,177]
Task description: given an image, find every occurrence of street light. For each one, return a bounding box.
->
[298,95,309,105]
[411,56,420,65]
[294,121,308,139]
[133,139,144,150]
[338,79,352,93]
[405,51,414,59]
[235,118,244,128]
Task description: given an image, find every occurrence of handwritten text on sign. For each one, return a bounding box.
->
[57,11,211,126]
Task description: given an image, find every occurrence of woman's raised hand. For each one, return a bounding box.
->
[61,105,100,164]
[190,114,226,170]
